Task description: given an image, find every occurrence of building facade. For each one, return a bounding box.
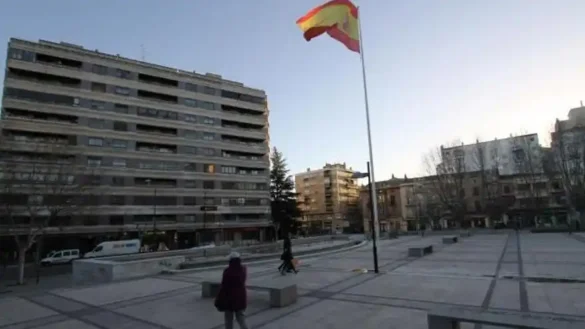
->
[440,133,543,176]
[359,177,404,234]
[0,38,272,255]
[295,163,360,233]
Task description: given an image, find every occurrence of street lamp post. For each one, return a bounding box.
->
[352,161,379,274]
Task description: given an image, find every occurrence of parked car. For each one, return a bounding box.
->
[41,249,80,266]
[83,239,141,258]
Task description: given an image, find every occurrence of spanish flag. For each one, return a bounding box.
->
[296,0,360,53]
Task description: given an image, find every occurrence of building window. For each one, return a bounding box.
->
[183,146,197,154]
[390,195,396,206]
[475,200,482,211]
[9,48,35,61]
[116,69,131,79]
[260,199,269,205]
[204,197,215,205]
[114,103,129,114]
[200,101,215,110]
[251,170,259,175]
[221,166,236,174]
[86,175,101,186]
[473,187,480,196]
[203,133,214,141]
[184,114,197,123]
[111,139,127,149]
[110,196,125,205]
[90,100,106,110]
[184,180,197,188]
[113,121,128,131]
[203,86,215,95]
[112,177,125,186]
[112,159,127,167]
[184,131,199,140]
[87,156,102,167]
[204,164,215,173]
[91,82,107,93]
[504,185,511,193]
[202,117,214,125]
[203,181,215,189]
[200,148,215,156]
[185,83,198,92]
[184,197,197,206]
[221,198,229,206]
[115,86,130,95]
[184,98,198,107]
[184,163,197,171]
[92,64,108,75]
[88,137,104,146]
[88,118,106,129]
[237,198,245,205]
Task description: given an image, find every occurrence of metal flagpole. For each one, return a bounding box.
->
[356,7,380,240]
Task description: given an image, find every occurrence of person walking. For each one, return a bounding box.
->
[215,252,248,329]
[278,237,297,275]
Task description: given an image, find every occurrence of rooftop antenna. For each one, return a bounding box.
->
[581,100,583,107]
[140,44,146,61]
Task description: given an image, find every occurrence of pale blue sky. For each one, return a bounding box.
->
[1,0,584,180]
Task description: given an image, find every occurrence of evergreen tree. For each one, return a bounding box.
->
[270,147,300,238]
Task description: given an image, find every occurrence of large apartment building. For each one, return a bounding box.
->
[440,133,543,175]
[295,163,360,233]
[0,38,272,253]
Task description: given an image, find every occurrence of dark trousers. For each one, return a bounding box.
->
[278,259,296,273]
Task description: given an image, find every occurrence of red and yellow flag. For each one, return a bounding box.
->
[296,0,360,53]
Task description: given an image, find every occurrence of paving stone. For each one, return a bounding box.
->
[3,233,585,329]
[0,296,58,327]
[53,278,196,306]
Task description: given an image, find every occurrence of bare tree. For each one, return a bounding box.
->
[548,125,585,228]
[0,148,93,285]
[423,142,468,228]
[510,134,548,226]
[414,181,442,229]
[470,139,514,225]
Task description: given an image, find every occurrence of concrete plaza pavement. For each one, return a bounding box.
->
[2,232,585,329]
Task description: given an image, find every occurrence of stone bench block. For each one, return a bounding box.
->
[408,245,433,257]
[201,280,297,308]
[427,306,585,329]
[442,236,458,244]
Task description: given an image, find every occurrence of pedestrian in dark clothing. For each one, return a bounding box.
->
[215,252,248,329]
[278,236,297,274]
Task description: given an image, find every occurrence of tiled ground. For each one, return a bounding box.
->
[2,233,585,329]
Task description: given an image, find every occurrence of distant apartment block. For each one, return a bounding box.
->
[440,133,543,175]
[294,163,360,233]
[0,38,272,251]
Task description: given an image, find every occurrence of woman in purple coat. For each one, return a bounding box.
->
[215,252,248,329]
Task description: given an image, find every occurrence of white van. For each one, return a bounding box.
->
[84,239,141,258]
[41,249,80,266]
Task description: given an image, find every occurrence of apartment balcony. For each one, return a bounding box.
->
[137,89,178,104]
[137,73,178,88]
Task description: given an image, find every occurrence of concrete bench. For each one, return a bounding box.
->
[442,236,458,244]
[201,280,297,308]
[427,307,585,329]
[459,231,472,237]
[408,245,433,257]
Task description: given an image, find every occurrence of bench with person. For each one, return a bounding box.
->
[442,236,458,244]
[408,245,433,257]
[427,306,585,329]
[202,280,298,308]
